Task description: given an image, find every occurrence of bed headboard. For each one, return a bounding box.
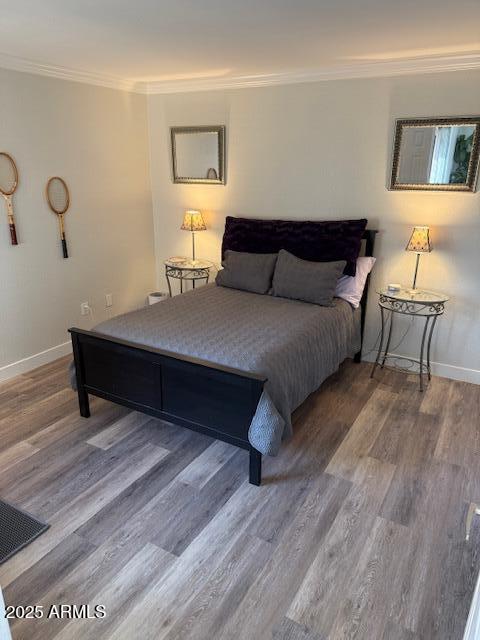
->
[221,216,368,276]
[358,229,378,358]
[361,228,377,258]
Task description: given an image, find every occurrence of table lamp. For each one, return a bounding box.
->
[181,210,206,263]
[406,226,432,291]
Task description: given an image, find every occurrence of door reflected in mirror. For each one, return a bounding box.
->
[171,126,225,184]
[390,118,480,192]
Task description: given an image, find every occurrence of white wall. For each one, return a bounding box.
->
[0,68,155,379]
[147,70,480,384]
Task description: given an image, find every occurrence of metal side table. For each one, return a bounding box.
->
[164,257,212,296]
[371,287,449,391]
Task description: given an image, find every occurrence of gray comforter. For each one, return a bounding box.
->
[86,285,360,456]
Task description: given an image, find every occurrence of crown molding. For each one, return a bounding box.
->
[0,52,144,93]
[145,53,480,94]
[0,51,479,95]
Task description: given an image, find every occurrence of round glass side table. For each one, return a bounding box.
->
[371,287,449,391]
[164,257,213,296]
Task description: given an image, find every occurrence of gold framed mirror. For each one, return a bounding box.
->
[171,125,225,184]
[390,117,480,192]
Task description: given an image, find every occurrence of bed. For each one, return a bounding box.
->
[70,218,376,485]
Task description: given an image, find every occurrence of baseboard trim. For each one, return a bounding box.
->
[2,341,478,386]
[0,341,72,383]
[362,352,480,385]
[429,361,480,386]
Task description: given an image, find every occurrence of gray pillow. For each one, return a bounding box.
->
[216,250,278,294]
[272,250,346,306]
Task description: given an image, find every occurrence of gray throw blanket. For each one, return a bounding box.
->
[71,285,360,456]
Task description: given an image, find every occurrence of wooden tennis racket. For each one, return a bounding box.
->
[46,177,70,259]
[0,152,19,245]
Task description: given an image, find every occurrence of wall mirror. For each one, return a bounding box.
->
[390,117,480,191]
[171,125,225,184]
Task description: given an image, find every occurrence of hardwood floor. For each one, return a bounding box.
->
[1,356,479,639]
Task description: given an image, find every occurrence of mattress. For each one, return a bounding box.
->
[91,284,360,455]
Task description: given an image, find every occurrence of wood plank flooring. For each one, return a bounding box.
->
[1,355,479,639]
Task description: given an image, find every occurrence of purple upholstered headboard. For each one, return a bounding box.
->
[221,217,368,276]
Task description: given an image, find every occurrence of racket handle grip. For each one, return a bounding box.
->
[9,223,18,245]
[62,237,68,259]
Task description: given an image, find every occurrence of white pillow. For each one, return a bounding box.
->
[335,256,376,308]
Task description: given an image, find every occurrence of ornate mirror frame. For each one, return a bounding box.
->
[390,116,480,192]
[170,125,226,185]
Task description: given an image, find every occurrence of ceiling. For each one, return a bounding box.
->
[1,0,480,93]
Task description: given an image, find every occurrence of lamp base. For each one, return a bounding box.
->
[411,252,421,292]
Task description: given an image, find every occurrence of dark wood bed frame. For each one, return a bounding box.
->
[70,229,377,486]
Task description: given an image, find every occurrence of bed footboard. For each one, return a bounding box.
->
[69,328,266,485]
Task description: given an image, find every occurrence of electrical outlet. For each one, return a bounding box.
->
[80,302,90,316]
[105,293,113,308]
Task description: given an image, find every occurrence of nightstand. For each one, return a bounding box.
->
[164,257,213,296]
[371,287,449,391]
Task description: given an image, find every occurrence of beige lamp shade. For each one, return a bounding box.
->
[406,226,432,253]
[181,210,207,232]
